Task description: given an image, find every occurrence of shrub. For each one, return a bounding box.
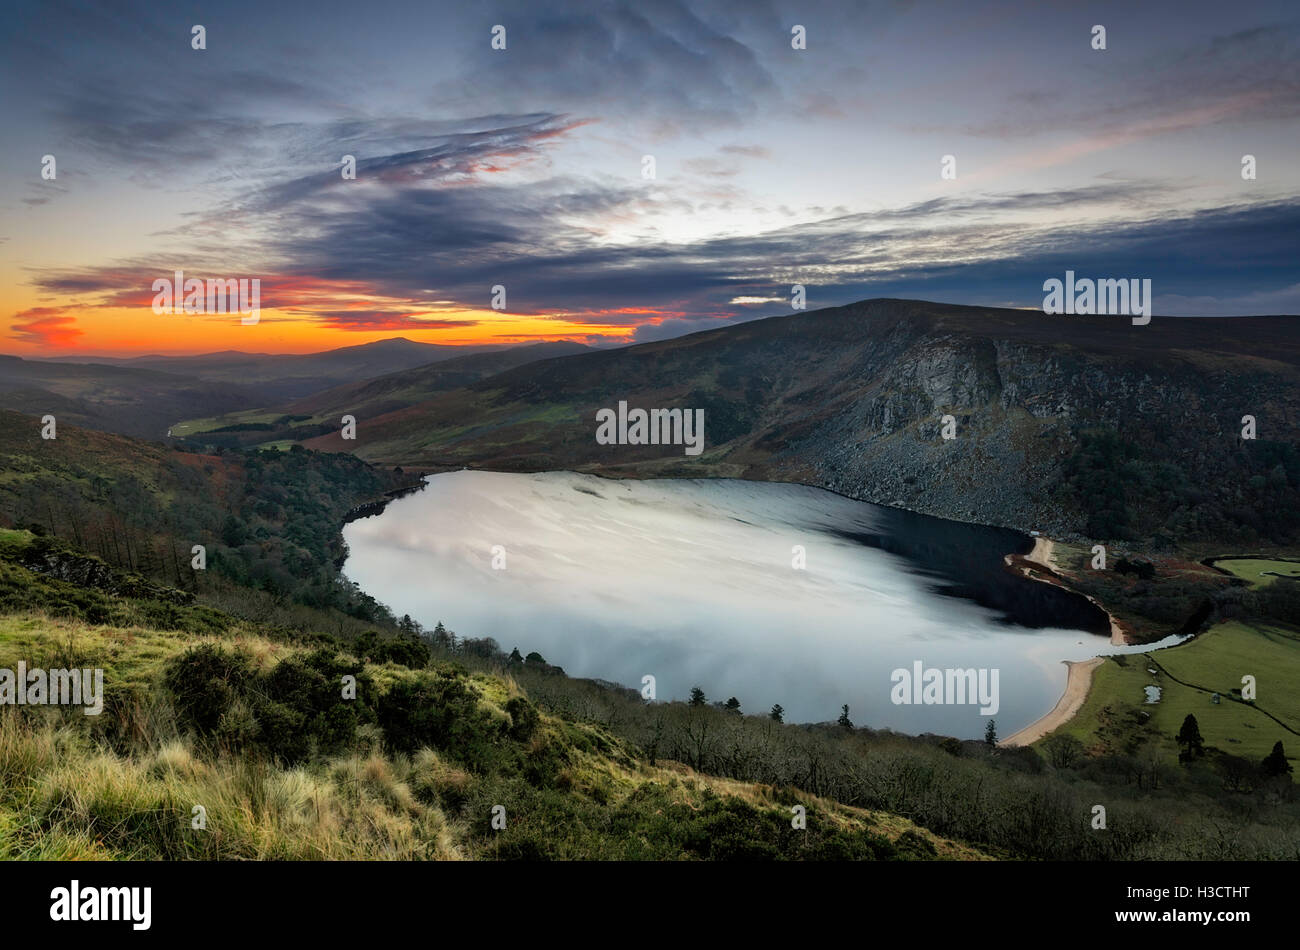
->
[376,667,497,769]
[165,645,373,764]
[165,644,254,735]
[505,696,540,742]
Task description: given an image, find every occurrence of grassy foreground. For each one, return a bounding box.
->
[0,610,977,861]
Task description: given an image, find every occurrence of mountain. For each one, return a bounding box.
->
[1,338,571,440]
[285,341,591,419]
[168,341,591,451]
[41,337,508,404]
[0,355,266,439]
[300,298,1300,550]
[0,373,1294,861]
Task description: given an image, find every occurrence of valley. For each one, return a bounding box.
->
[1,297,1296,864]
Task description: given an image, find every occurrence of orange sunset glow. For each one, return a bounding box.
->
[6,304,641,356]
[2,274,659,356]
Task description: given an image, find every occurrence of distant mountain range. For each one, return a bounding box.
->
[0,338,579,439]
[160,341,592,450]
[27,337,507,396]
[0,354,265,439]
[285,341,591,420]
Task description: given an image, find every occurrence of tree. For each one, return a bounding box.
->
[688,686,706,707]
[1043,733,1082,768]
[837,704,853,729]
[220,514,246,547]
[430,621,454,651]
[984,719,998,746]
[1262,740,1293,778]
[1176,714,1204,760]
[723,696,741,714]
[1217,753,1259,792]
[769,703,784,723]
[508,647,524,665]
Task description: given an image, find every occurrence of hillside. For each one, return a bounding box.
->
[2,527,1296,860]
[172,341,590,451]
[48,337,506,402]
[286,341,590,419]
[0,409,420,633]
[0,532,984,861]
[298,299,1300,551]
[2,339,512,439]
[0,355,266,440]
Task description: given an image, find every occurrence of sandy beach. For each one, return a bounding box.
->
[1006,536,1132,646]
[1025,535,1057,570]
[999,656,1104,747]
[996,534,1131,746]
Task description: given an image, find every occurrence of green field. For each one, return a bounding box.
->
[1055,621,1300,767]
[168,408,288,437]
[1213,558,1300,586]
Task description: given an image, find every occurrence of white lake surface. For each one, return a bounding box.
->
[343,470,1182,738]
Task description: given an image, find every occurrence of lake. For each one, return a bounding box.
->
[343,470,1159,738]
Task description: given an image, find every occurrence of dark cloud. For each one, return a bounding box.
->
[435,0,782,130]
[247,114,585,211]
[303,310,482,331]
[31,163,1300,324]
[7,0,1298,343]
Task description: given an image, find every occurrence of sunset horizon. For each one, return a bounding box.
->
[6,0,1297,358]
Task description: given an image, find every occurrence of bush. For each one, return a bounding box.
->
[505,696,540,742]
[262,649,375,760]
[376,667,497,768]
[165,644,254,736]
[353,631,430,669]
[164,644,373,763]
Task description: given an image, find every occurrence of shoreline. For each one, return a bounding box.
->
[341,479,429,525]
[1006,536,1133,646]
[346,478,1123,743]
[998,534,1133,746]
[999,656,1105,747]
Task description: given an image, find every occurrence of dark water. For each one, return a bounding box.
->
[826,505,1110,634]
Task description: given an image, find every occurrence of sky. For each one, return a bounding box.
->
[2,0,1298,356]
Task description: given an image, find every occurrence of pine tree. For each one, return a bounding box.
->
[688,686,706,707]
[1177,714,1204,759]
[769,703,784,723]
[837,704,853,728]
[1262,740,1293,777]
